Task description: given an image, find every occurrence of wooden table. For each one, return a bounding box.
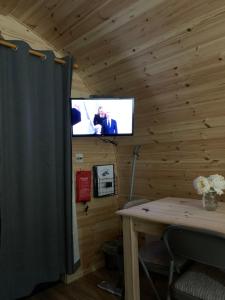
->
[117,197,225,300]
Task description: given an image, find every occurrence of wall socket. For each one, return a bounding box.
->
[75,153,84,163]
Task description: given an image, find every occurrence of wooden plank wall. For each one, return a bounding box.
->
[113,2,225,204]
[3,0,225,278]
[0,15,121,280]
[3,1,225,205]
[69,99,120,282]
[61,0,225,205]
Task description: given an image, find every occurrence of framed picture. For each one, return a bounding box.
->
[93,164,115,197]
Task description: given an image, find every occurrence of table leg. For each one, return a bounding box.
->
[123,216,140,300]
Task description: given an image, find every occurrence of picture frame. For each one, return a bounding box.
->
[93,164,115,197]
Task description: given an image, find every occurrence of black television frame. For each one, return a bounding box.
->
[70,97,135,137]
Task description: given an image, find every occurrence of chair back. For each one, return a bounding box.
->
[123,199,149,209]
[163,225,225,269]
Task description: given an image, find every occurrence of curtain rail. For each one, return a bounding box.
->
[0,39,78,69]
[29,49,46,60]
[0,39,17,50]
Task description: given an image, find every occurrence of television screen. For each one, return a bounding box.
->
[71,97,134,137]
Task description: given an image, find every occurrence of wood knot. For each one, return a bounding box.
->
[142,208,150,212]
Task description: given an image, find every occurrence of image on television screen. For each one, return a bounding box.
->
[71,98,134,136]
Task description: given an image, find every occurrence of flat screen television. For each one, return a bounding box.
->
[71,97,134,137]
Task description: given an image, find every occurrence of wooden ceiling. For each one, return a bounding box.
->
[0,0,206,95]
[0,0,144,93]
[2,1,225,141]
[0,1,224,98]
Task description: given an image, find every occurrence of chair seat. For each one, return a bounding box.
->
[140,239,187,276]
[173,263,225,300]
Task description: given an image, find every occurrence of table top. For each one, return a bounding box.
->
[117,197,225,234]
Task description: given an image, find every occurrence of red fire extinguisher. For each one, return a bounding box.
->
[76,170,91,203]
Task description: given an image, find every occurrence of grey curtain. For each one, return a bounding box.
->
[0,41,75,299]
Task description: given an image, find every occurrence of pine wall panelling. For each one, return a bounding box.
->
[3,0,224,202]
[0,14,120,281]
[2,0,225,278]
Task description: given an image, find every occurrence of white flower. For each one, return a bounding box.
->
[193,176,211,195]
[208,174,225,195]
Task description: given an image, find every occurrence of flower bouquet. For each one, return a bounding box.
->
[193,174,225,210]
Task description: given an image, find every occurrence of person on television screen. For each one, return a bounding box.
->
[93,106,106,125]
[71,105,81,126]
[93,106,106,135]
[102,111,118,135]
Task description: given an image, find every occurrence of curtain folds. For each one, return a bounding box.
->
[0,40,77,299]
